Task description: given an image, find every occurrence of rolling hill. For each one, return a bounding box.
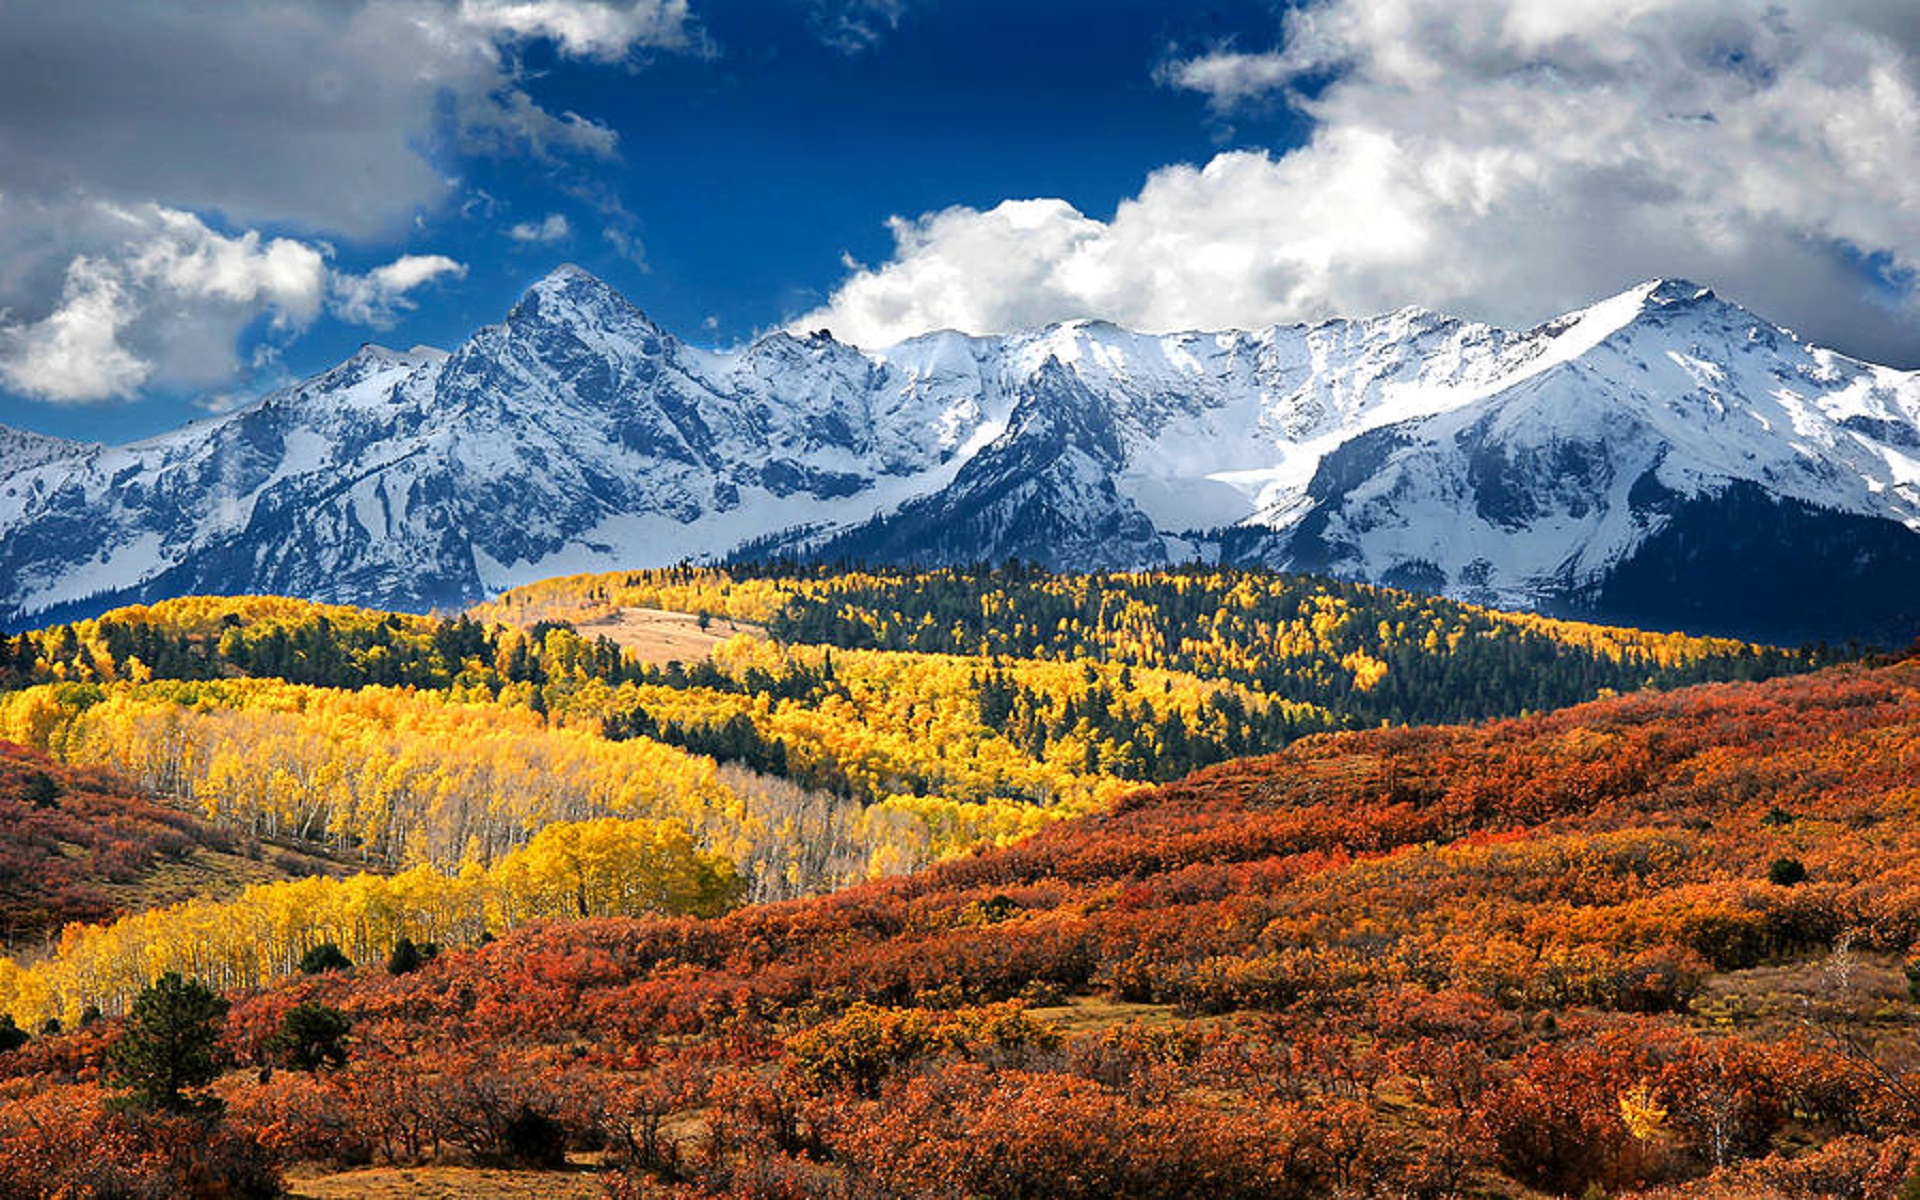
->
[3,647,1919,1196]
[0,742,350,953]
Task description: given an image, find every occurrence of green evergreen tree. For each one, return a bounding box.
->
[1768,857,1808,887]
[387,936,424,975]
[107,972,229,1112]
[298,942,352,974]
[266,1002,351,1071]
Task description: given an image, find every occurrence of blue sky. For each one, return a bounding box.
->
[2,0,1917,444]
[452,0,1301,348]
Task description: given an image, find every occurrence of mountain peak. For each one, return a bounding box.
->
[1532,278,1745,350]
[347,342,444,367]
[508,264,658,335]
[1638,278,1717,307]
[536,261,602,287]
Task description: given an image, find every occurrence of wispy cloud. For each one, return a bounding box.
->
[508,213,575,243]
[805,0,908,55]
[330,255,470,328]
[1155,49,1295,112]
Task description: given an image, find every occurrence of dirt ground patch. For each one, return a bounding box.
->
[575,606,766,667]
[286,1164,607,1199]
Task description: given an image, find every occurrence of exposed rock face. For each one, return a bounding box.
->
[5,270,1918,644]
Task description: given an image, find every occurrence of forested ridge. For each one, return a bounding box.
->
[0,570,1830,1029]
[478,564,1822,722]
[1,652,1918,1195]
[0,565,1876,1195]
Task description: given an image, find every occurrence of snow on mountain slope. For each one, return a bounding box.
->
[1214,281,1920,641]
[806,277,1920,641]
[805,357,1170,571]
[0,267,1012,625]
[2,267,1917,643]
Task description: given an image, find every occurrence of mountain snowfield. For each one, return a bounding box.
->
[3,267,1918,642]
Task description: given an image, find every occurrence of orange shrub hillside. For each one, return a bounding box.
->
[3,656,1918,1196]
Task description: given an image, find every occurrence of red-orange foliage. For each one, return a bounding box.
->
[0,741,242,946]
[822,1061,1393,1200]
[10,658,1920,1195]
[0,1080,280,1196]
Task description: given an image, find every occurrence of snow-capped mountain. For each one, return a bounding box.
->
[1216,280,1920,642]
[3,268,1918,643]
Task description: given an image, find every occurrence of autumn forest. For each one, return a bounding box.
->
[0,564,1914,1197]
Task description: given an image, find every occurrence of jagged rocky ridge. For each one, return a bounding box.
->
[3,268,1918,643]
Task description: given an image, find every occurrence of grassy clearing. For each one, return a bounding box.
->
[576,607,765,666]
[1023,996,1181,1036]
[102,843,360,914]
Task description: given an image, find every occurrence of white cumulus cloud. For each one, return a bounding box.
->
[0,258,150,404]
[801,200,1109,343]
[0,206,465,403]
[125,207,331,329]
[458,0,700,61]
[800,0,1920,366]
[0,0,701,408]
